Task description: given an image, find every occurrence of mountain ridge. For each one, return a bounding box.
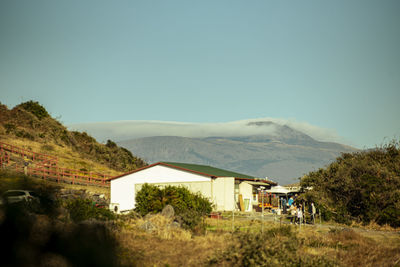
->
[117,122,356,185]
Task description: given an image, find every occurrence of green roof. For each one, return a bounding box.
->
[162,162,255,179]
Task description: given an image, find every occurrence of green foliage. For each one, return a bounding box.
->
[135,184,213,230]
[300,140,400,227]
[209,226,336,266]
[106,139,117,148]
[15,129,35,140]
[4,123,16,133]
[18,100,49,120]
[70,131,147,172]
[64,198,116,223]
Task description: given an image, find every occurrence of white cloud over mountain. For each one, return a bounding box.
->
[69,118,348,145]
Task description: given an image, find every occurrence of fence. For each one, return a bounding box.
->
[0,141,58,165]
[0,141,111,187]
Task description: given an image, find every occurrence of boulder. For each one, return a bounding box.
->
[161,204,175,219]
[139,220,156,232]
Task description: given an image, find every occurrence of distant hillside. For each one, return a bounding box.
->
[0,101,146,173]
[118,122,357,184]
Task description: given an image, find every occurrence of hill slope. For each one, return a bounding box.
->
[0,101,146,174]
[118,122,356,184]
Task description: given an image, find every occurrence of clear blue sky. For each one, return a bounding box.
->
[1,0,399,148]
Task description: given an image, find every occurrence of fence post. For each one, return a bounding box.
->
[319,210,322,225]
[232,210,234,232]
[57,167,59,183]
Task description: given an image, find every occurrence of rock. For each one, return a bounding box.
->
[139,220,156,232]
[161,205,175,219]
[144,213,155,221]
[55,206,70,221]
[170,221,181,228]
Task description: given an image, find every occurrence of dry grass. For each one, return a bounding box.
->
[116,217,231,266]
[350,220,399,232]
[116,217,400,267]
[0,170,109,196]
[205,216,277,232]
[132,214,192,241]
[298,227,400,267]
[0,136,121,176]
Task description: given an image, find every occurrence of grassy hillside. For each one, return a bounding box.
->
[300,140,400,227]
[0,101,146,175]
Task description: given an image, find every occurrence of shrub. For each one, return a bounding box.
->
[106,140,117,148]
[300,140,400,227]
[135,184,213,230]
[64,198,116,223]
[4,123,16,133]
[18,100,49,120]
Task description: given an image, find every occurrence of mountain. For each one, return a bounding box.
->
[117,122,356,185]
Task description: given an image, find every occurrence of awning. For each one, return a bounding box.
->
[265,185,290,194]
[244,181,273,186]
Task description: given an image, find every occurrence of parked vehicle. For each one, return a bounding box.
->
[2,190,40,204]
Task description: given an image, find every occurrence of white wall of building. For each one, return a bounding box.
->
[110,165,211,211]
[212,177,235,211]
[110,165,239,212]
[239,182,253,211]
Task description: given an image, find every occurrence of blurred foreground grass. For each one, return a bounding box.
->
[1,172,399,267]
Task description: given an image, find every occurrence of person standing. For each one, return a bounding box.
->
[311,202,316,224]
[288,196,294,207]
[290,205,296,224]
[297,205,303,225]
[282,198,287,214]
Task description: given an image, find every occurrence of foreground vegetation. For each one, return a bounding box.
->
[300,140,400,227]
[1,172,399,266]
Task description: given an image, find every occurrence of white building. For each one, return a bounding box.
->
[109,162,276,213]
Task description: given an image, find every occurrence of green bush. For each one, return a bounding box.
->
[18,100,49,120]
[106,139,117,148]
[4,123,16,133]
[135,184,213,230]
[300,140,400,227]
[64,198,116,223]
